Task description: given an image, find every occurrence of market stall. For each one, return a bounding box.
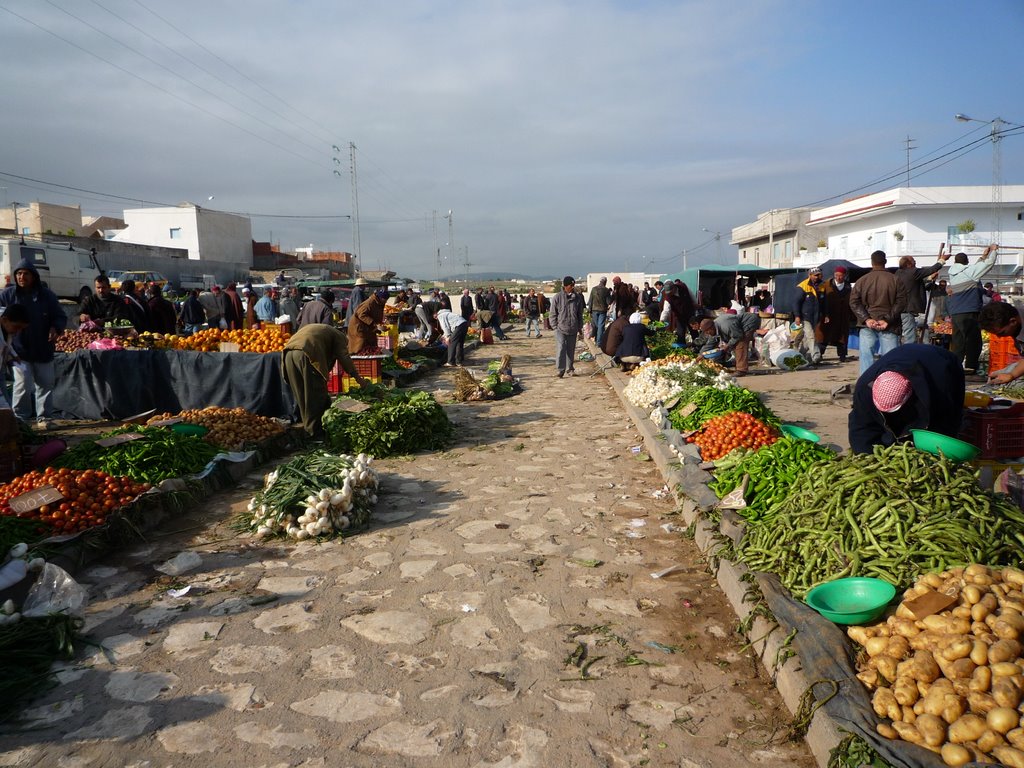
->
[53,348,296,420]
[616,352,1024,767]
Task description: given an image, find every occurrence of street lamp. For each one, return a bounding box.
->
[954,112,1021,244]
[702,227,723,263]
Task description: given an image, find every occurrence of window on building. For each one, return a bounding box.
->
[784,241,792,262]
[169,228,182,239]
[772,243,781,263]
[840,236,848,257]
[742,249,747,262]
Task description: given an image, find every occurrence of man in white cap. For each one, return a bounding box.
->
[848,344,964,454]
[345,277,369,326]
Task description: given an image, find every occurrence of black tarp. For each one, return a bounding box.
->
[54,349,296,420]
[772,260,873,316]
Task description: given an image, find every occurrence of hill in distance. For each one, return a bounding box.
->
[438,272,557,283]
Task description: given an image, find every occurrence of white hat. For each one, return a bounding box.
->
[354,278,369,286]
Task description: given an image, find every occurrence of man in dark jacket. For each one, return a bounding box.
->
[587,277,611,347]
[297,290,335,329]
[523,289,543,338]
[119,280,150,332]
[79,275,129,327]
[147,283,178,334]
[180,289,206,335]
[895,245,948,344]
[0,259,67,427]
[615,312,654,370]
[848,344,964,454]
[794,267,826,363]
[459,289,474,320]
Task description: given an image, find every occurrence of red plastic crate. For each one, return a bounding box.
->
[351,357,383,378]
[961,402,1024,459]
[376,334,394,351]
[327,361,343,395]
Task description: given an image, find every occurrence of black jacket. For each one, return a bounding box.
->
[460,295,474,318]
[616,323,654,359]
[849,344,965,454]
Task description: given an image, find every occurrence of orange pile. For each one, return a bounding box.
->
[0,467,150,535]
[162,326,292,353]
[688,411,777,461]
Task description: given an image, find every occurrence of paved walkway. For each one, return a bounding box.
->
[0,331,814,767]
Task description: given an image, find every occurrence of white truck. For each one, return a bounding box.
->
[0,238,102,301]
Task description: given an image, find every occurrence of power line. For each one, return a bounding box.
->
[0,3,331,172]
[131,0,339,147]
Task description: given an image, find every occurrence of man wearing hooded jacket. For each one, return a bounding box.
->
[0,259,67,427]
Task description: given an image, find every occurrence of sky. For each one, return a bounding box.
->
[1,0,1022,280]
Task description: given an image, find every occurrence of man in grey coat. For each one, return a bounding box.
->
[550,275,585,377]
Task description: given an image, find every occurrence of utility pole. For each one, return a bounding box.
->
[904,135,916,187]
[349,142,362,275]
[11,202,22,239]
[431,210,439,282]
[463,245,471,285]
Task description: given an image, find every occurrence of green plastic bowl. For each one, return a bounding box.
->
[780,424,821,443]
[910,429,979,461]
[170,423,209,438]
[805,577,896,625]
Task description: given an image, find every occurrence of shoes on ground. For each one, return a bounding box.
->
[556,371,564,378]
[535,334,542,338]
[442,363,454,367]
[566,370,575,377]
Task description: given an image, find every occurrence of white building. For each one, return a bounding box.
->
[794,186,1024,280]
[110,202,253,265]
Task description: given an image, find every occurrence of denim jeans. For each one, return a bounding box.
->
[858,327,899,378]
[12,360,56,422]
[900,312,922,345]
[591,311,607,347]
[525,317,541,337]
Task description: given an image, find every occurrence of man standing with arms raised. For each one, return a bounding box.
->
[850,250,907,378]
[550,276,584,378]
[895,244,949,344]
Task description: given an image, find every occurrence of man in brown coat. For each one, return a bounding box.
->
[849,251,907,378]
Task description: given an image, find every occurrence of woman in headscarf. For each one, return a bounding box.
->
[348,288,388,354]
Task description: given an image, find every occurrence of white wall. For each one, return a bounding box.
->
[111,204,252,265]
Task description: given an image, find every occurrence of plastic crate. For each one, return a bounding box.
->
[327,361,343,395]
[961,402,1024,459]
[988,334,1020,375]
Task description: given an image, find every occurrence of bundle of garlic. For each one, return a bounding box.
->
[240,451,379,541]
[623,359,733,411]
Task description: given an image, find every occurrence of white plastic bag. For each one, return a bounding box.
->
[773,349,811,371]
[759,324,791,366]
[22,563,88,618]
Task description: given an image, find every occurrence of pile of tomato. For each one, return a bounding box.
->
[0,467,151,535]
[688,411,777,461]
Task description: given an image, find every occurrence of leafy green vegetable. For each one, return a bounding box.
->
[669,386,779,431]
[323,390,453,457]
[52,426,220,483]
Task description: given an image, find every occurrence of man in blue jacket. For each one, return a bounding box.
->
[947,244,998,375]
[848,344,964,454]
[0,259,67,428]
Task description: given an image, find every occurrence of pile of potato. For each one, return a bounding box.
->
[147,407,286,450]
[851,564,1024,767]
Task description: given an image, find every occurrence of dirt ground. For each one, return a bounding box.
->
[0,330,822,768]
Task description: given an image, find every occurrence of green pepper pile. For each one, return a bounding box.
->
[53,426,220,483]
[709,437,836,522]
[736,443,1024,597]
[322,389,453,457]
[669,385,779,432]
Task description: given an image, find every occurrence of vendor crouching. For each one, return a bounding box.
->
[283,324,370,439]
[848,344,964,454]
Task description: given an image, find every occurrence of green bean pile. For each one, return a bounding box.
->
[668,385,779,432]
[53,426,220,483]
[709,437,836,522]
[736,443,1024,598]
[0,613,82,720]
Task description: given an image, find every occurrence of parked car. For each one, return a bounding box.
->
[110,270,168,291]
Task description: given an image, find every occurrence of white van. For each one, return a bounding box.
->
[0,238,102,301]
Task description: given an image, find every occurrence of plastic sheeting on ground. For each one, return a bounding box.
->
[757,573,944,768]
[53,349,296,420]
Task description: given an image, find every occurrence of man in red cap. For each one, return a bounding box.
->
[821,266,854,362]
[848,344,964,454]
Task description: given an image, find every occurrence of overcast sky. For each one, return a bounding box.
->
[1,0,1022,279]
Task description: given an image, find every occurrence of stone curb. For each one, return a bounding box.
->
[592,348,843,768]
